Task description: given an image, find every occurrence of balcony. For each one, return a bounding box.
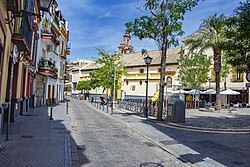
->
[41,31,59,46]
[12,17,33,54]
[38,58,58,77]
[59,21,68,39]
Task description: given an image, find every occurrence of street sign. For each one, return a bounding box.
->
[246,72,250,82]
[246,83,250,87]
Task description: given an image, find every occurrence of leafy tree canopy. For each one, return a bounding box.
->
[76,80,92,91]
[125,0,201,120]
[90,49,126,91]
[178,53,211,88]
[224,0,250,70]
[126,0,201,48]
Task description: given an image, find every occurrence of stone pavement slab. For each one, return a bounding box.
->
[0,103,74,167]
[85,101,250,167]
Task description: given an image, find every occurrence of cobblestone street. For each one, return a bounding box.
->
[85,98,250,167]
[182,108,250,130]
[69,98,188,167]
[0,98,249,167]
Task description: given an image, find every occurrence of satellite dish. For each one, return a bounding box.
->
[13,45,18,64]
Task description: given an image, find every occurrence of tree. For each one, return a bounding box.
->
[125,0,200,121]
[224,0,250,70]
[76,80,92,93]
[183,14,226,110]
[178,53,211,88]
[90,49,126,98]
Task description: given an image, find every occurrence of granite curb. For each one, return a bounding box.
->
[118,106,250,133]
[147,119,250,134]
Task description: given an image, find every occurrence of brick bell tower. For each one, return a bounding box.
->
[118,32,134,54]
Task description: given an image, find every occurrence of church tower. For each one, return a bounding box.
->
[118,32,134,54]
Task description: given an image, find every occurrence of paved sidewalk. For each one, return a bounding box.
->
[87,101,250,167]
[0,103,75,167]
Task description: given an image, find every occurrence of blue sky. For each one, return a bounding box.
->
[57,0,243,61]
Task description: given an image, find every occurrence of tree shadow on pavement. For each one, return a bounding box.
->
[141,117,250,167]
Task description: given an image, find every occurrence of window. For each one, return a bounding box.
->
[158,68,161,72]
[167,77,172,88]
[139,69,144,73]
[131,85,136,91]
[73,82,77,90]
[232,68,243,82]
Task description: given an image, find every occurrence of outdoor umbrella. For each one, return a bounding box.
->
[187,89,201,94]
[187,89,201,108]
[149,90,159,102]
[220,89,240,95]
[201,89,216,94]
[220,89,240,107]
[201,89,216,104]
[171,89,188,94]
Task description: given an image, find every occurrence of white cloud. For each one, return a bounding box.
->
[58,0,242,61]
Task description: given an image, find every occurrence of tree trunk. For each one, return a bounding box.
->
[214,49,221,110]
[157,39,167,121]
[215,71,221,110]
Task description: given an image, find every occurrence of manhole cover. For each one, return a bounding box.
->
[21,135,34,138]
[143,142,156,147]
[159,140,178,145]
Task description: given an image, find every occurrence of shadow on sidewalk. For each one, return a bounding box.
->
[0,103,90,167]
[140,118,250,167]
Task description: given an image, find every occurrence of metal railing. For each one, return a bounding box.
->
[118,99,161,117]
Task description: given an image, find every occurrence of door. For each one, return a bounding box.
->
[52,85,55,104]
[48,85,51,104]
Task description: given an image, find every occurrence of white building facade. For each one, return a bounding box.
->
[35,0,69,106]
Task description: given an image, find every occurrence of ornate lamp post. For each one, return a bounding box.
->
[143,54,153,118]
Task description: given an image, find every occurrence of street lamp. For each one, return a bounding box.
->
[5,0,53,24]
[111,61,118,115]
[143,53,153,118]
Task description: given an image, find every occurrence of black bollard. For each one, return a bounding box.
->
[66,101,68,115]
[106,104,108,113]
[50,107,53,120]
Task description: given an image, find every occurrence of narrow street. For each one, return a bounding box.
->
[68,98,250,167]
[68,98,188,167]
